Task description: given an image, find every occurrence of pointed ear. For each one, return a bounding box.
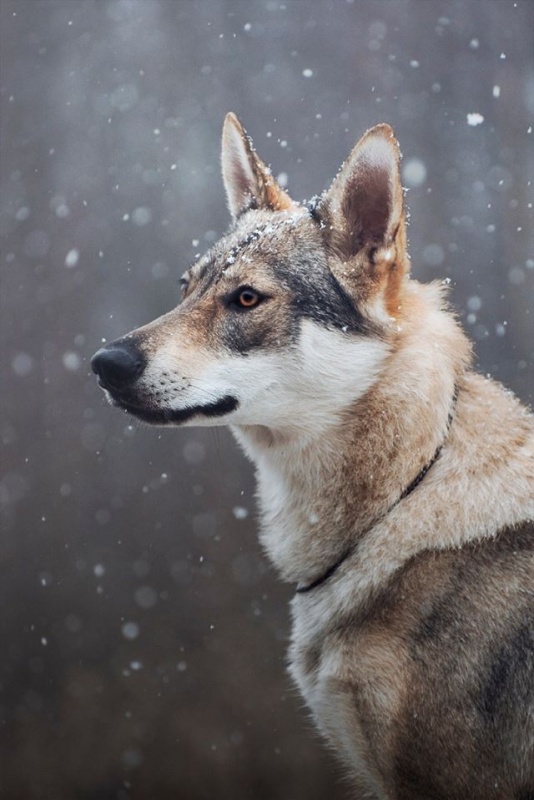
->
[316,124,405,260]
[221,112,294,220]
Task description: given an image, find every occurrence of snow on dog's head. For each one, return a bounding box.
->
[92,115,417,434]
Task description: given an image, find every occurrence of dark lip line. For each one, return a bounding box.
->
[112,394,239,425]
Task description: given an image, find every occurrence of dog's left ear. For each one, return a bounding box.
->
[222,112,294,220]
[315,124,408,310]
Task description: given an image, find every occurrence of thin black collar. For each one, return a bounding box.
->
[295,385,460,594]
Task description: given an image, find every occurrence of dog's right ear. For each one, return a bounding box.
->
[314,124,408,317]
[315,124,405,257]
[221,112,294,220]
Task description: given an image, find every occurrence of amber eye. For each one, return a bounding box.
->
[236,288,261,309]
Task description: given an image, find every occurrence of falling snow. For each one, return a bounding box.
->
[121,622,140,640]
[467,113,484,126]
[12,352,34,377]
[402,158,427,187]
[2,2,533,797]
[64,248,80,267]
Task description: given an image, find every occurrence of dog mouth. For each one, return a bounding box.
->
[107,391,239,426]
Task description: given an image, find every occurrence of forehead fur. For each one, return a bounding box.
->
[196,207,323,278]
[186,207,381,339]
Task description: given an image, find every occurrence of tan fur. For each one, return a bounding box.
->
[222,112,295,217]
[92,115,534,800]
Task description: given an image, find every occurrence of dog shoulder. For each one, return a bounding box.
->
[293,520,534,796]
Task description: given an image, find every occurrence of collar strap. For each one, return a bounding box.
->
[295,385,460,594]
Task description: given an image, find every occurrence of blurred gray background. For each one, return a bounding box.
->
[1,1,533,798]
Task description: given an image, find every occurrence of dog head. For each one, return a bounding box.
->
[92,114,408,435]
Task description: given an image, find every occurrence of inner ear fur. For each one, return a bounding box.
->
[221,112,295,219]
[316,124,406,265]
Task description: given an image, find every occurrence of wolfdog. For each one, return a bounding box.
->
[92,114,534,799]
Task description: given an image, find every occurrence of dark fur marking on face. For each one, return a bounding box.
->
[189,217,382,357]
[218,257,378,355]
[273,260,380,336]
[220,311,290,354]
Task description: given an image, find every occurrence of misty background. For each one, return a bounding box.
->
[1,1,533,798]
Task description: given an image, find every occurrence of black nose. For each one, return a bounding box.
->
[91,341,146,390]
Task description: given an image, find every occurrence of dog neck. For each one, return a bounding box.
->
[295,383,459,594]
[233,284,473,585]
